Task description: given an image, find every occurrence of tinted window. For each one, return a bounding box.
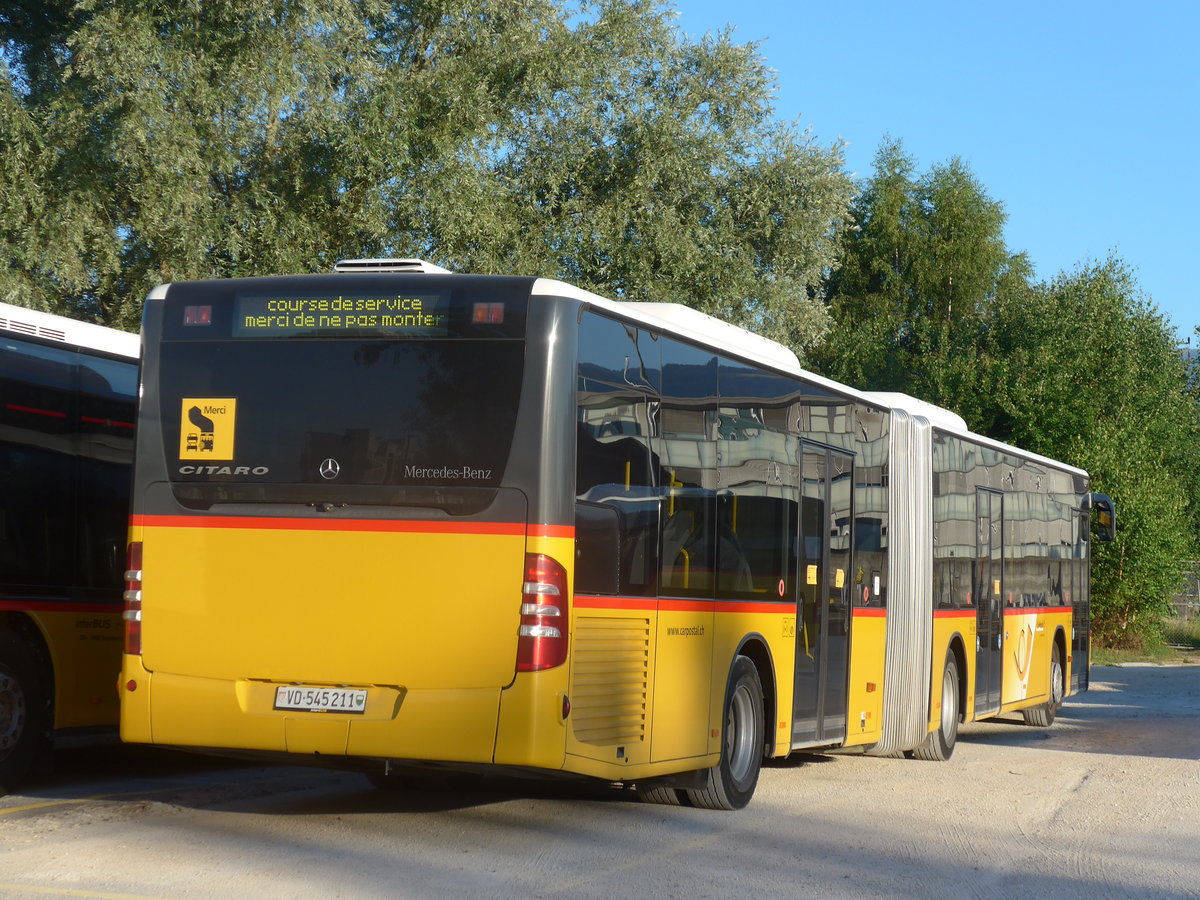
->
[160,339,523,488]
[715,356,795,600]
[77,354,137,587]
[0,339,135,591]
[0,340,77,584]
[659,339,717,596]
[575,313,660,596]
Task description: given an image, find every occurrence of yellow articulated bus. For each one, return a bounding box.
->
[0,301,139,792]
[119,260,1114,809]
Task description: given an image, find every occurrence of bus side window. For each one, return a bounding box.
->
[574,501,621,595]
[76,353,137,587]
[0,339,77,585]
[575,311,662,597]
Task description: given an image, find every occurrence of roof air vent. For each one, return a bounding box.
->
[333,258,452,274]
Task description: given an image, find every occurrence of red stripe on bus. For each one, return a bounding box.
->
[933,609,976,619]
[852,607,887,618]
[528,524,575,539]
[130,514,527,537]
[573,596,794,615]
[0,600,118,613]
[1004,606,1072,616]
[81,415,135,429]
[661,598,716,613]
[574,596,658,612]
[6,403,67,418]
[714,600,793,615]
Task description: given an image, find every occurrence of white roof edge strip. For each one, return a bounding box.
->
[0,299,139,360]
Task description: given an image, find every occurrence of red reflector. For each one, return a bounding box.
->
[516,553,569,672]
[184,304,213,326]
[123,542,143,656]
[472,302,504,324]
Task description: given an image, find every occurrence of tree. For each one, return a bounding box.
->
[0,0,853,351]
[0,62,48,310]
[470,2,852,352]
[985,260,1200,646]
[816,139,1200,647]
[814,138,1030,410]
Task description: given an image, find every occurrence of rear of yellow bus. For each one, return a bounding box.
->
[120,270,577,776]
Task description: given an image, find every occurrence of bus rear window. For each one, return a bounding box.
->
[159,338,524,492]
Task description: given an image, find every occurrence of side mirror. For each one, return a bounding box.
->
[1090,493,1116,542]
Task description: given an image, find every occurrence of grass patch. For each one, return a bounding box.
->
[1164,617,1200,650]
[1093,618,1200,665]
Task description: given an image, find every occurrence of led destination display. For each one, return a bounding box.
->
[232,292,449,337]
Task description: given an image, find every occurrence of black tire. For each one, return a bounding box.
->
[636,785,685,806]
[0,629,49,794]
[913,651,959,762]
[686,656,764,811]
[1023,642,1064,728]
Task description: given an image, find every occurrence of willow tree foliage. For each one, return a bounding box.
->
[0,0,852,350]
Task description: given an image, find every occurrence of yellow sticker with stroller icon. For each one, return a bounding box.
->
[179,398,237,460]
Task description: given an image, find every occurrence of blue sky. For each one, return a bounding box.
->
[672,0,1198,344]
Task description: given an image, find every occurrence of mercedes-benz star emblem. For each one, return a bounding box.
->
[319,458,341,480]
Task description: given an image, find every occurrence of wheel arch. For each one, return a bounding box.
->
[0,612,55,716]
[732,633,776,756]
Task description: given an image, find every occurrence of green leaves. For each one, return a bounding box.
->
[986,261,1200,646]
[2,0,851,356]
[816,137,1200,647]
[815,138,1019,406]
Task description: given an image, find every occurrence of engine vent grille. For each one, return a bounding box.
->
[0,315,66,342]
[571,616,650,746]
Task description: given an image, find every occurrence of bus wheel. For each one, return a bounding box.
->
[1023,643,1064,728]
[686,656,763,811]
[913,652,959,762]
[636,785,685,806]
[0,629,47,794]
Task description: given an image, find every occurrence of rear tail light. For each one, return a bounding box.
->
[123,542,143,655]
[516,553,569,672]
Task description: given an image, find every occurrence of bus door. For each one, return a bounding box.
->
[792,443,852,746]
[974,488,1004,716]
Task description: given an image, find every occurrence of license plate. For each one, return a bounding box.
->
[273,685,368,714]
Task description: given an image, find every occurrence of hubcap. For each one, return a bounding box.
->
[1051,657,1064,707]
[941,668,957,740]
[726,683,757,783]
